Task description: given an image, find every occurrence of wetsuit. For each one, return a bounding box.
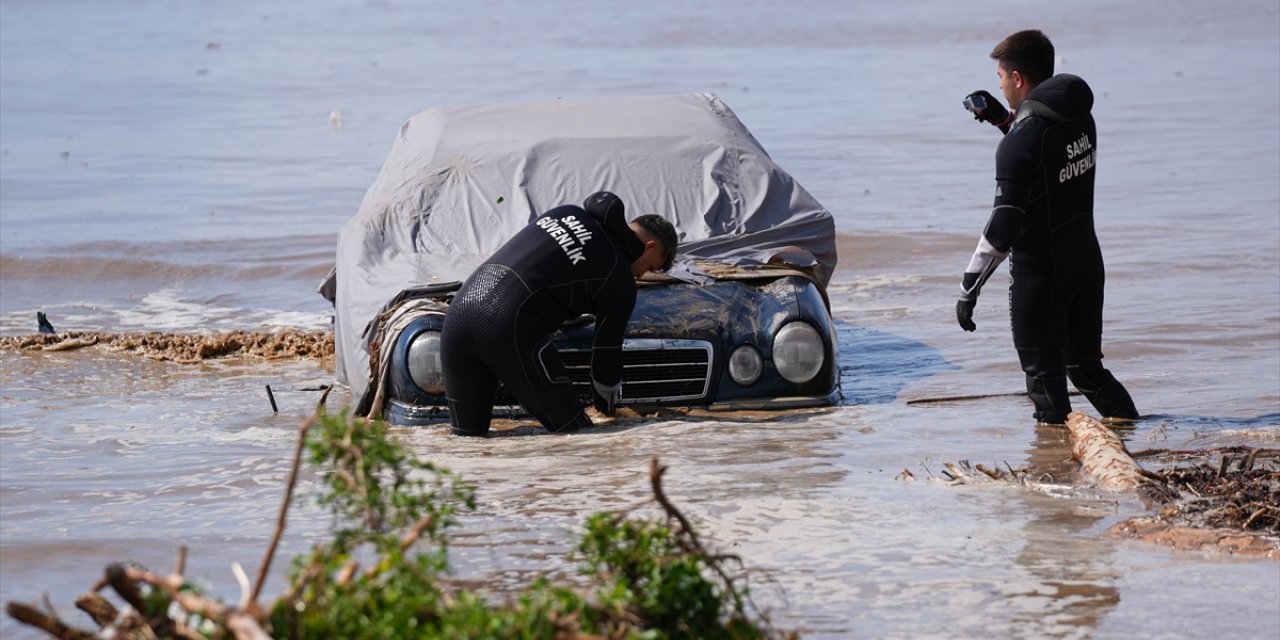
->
[441,195,643,435]
[961,74,1138,424]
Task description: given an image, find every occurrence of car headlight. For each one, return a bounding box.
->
[773,321,825,384]
[407,330,445,394]
[728,345,763,386]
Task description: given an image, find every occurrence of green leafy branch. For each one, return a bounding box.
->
[7,412,796,640]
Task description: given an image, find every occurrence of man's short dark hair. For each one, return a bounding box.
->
[990,30,1055,86]
[632,214,678,272]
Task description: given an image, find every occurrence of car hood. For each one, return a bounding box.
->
[562,276,799,343]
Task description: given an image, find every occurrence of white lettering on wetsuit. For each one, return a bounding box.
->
[1065,132,1093,160]
[1060,133,1095,184]
[562,215,594,244]
[536,214,590,265]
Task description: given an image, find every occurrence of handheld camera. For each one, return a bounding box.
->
[962,94,988,114]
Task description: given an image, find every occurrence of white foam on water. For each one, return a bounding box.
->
[111,289,227,330]
[0,289,332,335]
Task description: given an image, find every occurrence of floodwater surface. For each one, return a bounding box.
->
[2,1,1278,638]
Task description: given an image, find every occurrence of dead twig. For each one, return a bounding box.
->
[173,545,187,576]
[251,416,315,608]
[336,559,360,586]
[907,391,1042,405]
[1243,447,1260,473]
[4,601,96,640]
[105,563,197,639]
[974,463,1002,480]
[278,544,329,606]
[105,563,148,613]
[233,562,252,611]
[74,591,118,627]
[120,565,225,628]
[648,458,749,618]
[226,609,274,640]
[1243,506,1276,530]
[1146,421,1170,441]
[400,514,438,553]
[316,384,333,415]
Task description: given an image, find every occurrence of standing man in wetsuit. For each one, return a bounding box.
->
[956,30,1138,425]
[441,191,677,436]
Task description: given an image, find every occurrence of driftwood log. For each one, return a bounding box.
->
[1065,411,1151,490]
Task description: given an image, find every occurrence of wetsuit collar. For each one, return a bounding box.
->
[619,226,645,264]
[1012,73,1093,127]
[588,202,645,264]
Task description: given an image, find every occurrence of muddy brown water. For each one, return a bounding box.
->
[2,1,1278,638]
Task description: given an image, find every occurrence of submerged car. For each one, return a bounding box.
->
[320,93,839,426]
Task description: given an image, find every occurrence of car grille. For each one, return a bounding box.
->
[558,339,713,403]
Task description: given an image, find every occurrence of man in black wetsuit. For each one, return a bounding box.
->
[440,191,677,436]
[956,30,1138,425]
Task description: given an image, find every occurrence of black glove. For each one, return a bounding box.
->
[956,295,977,332]
[963,90,1011,128]
[591,379,621,416]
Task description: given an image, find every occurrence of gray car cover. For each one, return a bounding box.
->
[322,92,836,400]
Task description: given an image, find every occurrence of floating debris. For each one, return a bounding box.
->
[42,335,99,352]
[0,330,334,363]
[36,311,55,334]
[940,412,1280,558]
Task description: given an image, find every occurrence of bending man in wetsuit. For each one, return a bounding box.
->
[956,30,1138,425]
[441,192,677,436]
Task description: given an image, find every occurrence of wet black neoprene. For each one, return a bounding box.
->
[441,194,643,435]
[960,74,1138,424]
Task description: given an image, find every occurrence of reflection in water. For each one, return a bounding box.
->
[1006,425,1123,637]
[836,321,960,405]
[418,413,852,600]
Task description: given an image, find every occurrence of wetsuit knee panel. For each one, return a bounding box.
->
[1017,347,1065,380]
